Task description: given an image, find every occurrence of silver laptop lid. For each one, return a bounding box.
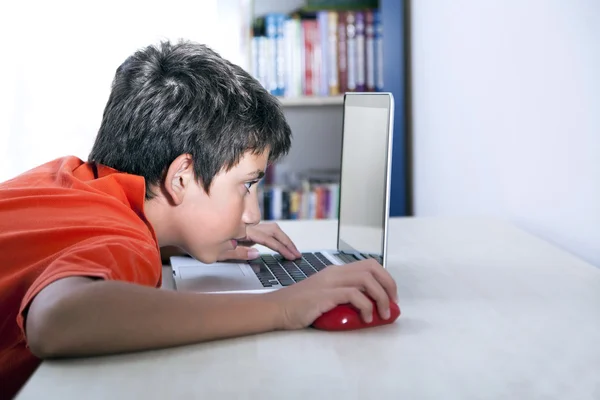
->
[336,93,395,267]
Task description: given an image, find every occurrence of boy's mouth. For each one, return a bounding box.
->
[231,234,247,248]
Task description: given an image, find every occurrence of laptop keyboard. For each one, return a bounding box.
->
[361,253,383,265]
[249,253,332,287]
[249,252,383,288]
[333,252,360,264]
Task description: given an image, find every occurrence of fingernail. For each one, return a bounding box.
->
[383,309,391,320]
[248,248,259,259]
[365,315,373,323]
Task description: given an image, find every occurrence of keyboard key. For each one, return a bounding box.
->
[251,252,334,286]
[314,252,333,265]
[298,264,317,276]
[333,252,361,264]
[359,253,383,265]
[303,254,320,264]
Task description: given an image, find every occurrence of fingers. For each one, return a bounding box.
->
[335,288,374,323]
[323,260,397,320]
[246,223,301,260]
[268,226,302,259]
[358,272,391,320]
[217,246,259,261]
[354,259,398,302]
[259,235,298,260]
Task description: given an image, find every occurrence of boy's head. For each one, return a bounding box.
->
[89,40,291,199]
[88,40,292,261]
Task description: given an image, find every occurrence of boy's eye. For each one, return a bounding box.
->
[244,180,258,192]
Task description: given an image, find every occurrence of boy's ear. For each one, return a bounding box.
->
[163,154,195,205]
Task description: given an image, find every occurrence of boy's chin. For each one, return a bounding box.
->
[183,241,238,264]
[183,247,219,264]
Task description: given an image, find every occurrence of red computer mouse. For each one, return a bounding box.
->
[311,297,400,331]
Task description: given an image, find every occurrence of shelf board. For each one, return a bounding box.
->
[276,95,344,107]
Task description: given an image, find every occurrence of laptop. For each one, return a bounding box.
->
[170,92,395,293]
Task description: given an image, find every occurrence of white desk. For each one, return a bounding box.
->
[16,217,600,400]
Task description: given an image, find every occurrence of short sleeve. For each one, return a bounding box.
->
[16,235,162,336]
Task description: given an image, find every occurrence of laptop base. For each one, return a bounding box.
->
[170,249,375,293]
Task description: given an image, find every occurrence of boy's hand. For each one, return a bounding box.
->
[264,259,398,330]
[217,222,302,261]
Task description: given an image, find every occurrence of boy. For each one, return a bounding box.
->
[0,40,397,398]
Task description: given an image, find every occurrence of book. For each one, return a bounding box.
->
[249,7,383,98]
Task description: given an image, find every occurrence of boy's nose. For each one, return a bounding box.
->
[242,193,261,226]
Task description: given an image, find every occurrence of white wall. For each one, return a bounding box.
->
[410,0,600,266]
[0,0,250,182]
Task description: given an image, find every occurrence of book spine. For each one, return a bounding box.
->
[271,186,282,220]
[289,190,300,219]
[365,10,376,92]
[327,11,339,95]
[309,190,317,219]
[345,11,357,92]
[320,186,329,219]
[374,9,384,91]
[328,183,339,219]
[257,37,268,90]
[317,11,329,96]
[292,18,303,97]
[263,189,272,220]
[302,180,311,218]
[283,18,297,98]
[302,20,316,96]
[355,11,366,92]
[314,186,322,219]
[251,35,259,83]
[337,12,348,94]
[311,20,321,97]
[265,14,278,95]
[299,20,306,96]
[275,14,286,96]
[281,190,290,220]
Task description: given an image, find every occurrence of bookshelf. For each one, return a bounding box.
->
[245,0,407,221]
[277,95,343,107]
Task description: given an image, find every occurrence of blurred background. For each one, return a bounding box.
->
[0,0,598,266]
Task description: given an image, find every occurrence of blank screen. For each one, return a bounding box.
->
[338,94,392,257]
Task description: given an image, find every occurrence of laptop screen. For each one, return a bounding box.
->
[337,93,394,262]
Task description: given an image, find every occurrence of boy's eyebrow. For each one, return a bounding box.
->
[246,170,265,179]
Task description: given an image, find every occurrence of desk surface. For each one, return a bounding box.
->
[17,217,600,400]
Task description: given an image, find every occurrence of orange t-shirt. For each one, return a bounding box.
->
[0,156,162,398]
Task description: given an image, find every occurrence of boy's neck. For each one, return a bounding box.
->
[144,193,177,248]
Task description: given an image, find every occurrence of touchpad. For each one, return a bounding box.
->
[179,264,246,280]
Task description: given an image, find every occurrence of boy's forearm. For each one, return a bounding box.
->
[26,277,282,358]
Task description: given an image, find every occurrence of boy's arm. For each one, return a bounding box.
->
[25,259,397,359]
[25,277,281,358]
